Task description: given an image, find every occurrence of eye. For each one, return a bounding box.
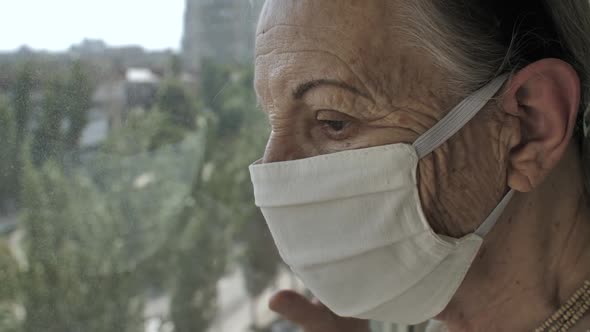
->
[320,120,347,132]
[315,110,358,140]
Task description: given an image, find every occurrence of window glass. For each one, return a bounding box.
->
[0,1,301,331]
[0,1,428,332]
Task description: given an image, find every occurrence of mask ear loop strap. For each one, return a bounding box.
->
[412,74,514,236]
[475,189,515,237]
[412,74,510,159]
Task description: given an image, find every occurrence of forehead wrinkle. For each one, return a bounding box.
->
[255,25,396,102]
[255,2,430,112]
[256,23,345,39]
[257,49,376,107]
[257,0,401,33]
[255,24,348,56]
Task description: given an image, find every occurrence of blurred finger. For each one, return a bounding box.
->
[309,296,370,331]
[269,290,329,327]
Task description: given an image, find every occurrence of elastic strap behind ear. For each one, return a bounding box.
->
[413,74,509,158]
[475,189,515,237]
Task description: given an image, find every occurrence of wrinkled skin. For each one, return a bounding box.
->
[255,0,510,238]
[254,1,590,331]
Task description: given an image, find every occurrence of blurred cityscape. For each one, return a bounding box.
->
[0,1,310,332]
[0,1,418,331]
[0,0,263,151]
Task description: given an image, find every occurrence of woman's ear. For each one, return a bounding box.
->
[502,58,580,192]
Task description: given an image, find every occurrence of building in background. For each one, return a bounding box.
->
[181,0,263,71]
[125,67,161,110]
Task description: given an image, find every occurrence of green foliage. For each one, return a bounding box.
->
[3,56,281,332]
[156,78,199,130]
[13,62,33,147]
[0,305,21,332]
[20,123,208,332]
[102,109,185,155]
[9,62,35,208]
[31,61,93,165]
[0,232,20,332]
[20,156,145,332]
[200,58,232,110]
[169,207,226,332]
[32,78,66,165]
[105,78,199,156]
[0,97,18,212]
[0,241,19,302]
[63,61,93,150]
[241,217,281,297]
[162,61,279,328]
[168,54,182,78]
[199,61,280,298]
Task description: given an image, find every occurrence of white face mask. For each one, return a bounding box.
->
[249,75,514,325]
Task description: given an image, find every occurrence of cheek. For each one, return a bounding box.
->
[416,148,465,237]
[415,119,509,238]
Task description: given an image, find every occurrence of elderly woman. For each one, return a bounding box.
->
[248,1,590,331]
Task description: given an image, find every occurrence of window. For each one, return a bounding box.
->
[0,1,424,332]
[0,1,287,331]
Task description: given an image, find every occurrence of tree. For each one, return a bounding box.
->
[0,240,20,332]
[198,63,281,298]
[156,79,199,131]
[49,108,212,332]
[169,209,226,332]
[10,62,35,207]
[13,62,33,147]
[102,108,188,154]
[10,58,279,332]
[0,241,18,306]
[32,79,66,165]
[200,58,232,111]
[19,146,146,332]
[0,97,18,213]
[19,146,60,332]
[63,61,92,151]
[168,54,182,78]
[31,61,92,163]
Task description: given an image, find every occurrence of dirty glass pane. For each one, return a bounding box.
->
[0,1,304,331]
[0,1,438,331]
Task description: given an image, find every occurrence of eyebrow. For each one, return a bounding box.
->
[293,79,372,101]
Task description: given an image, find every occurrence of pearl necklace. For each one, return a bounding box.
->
[535,280,590,332]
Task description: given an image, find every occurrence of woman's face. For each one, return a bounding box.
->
[254,0,515,237]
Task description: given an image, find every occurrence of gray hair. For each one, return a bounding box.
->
[399,0,590,137]
[398,0,590,188]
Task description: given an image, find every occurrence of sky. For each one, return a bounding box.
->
[0,0,186,51]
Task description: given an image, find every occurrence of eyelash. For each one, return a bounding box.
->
[316,110,358,140]
[320,119,348,133]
